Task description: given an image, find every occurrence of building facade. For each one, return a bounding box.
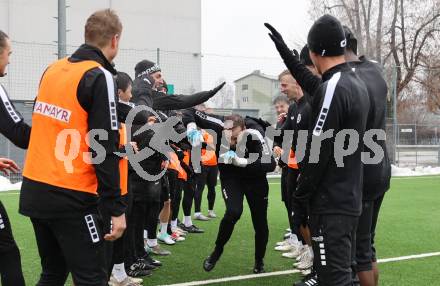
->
[234,70,280,123]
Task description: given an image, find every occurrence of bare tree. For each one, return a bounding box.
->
[309,0,440,102]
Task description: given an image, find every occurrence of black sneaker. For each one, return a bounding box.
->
[294,273,318,286]
[136,258,157,271]
[181,224,205,233]
[142,254,163,267]
[126,263,153,278]
[253,260,265,274]
[203,256,218,272]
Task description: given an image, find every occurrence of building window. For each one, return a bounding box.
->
[242,97,249,103]
[242,84,248,91]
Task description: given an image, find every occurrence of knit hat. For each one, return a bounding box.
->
[307,14,346,57]
[134,59,161,78]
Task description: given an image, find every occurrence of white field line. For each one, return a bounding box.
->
[159,251,440,286]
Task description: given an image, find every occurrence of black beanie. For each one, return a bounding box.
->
[300,45,314,66]
[343,25,358,55]
[134,59,161,78]
[307,14,346,57]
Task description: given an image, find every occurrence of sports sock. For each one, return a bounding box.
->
[147,239,158,247]
[184,216,193,227]
[289,233,299,244]
[195,212,201,217]
[160,223,168,235]
[112,263,128,282]
[171,219,178,229]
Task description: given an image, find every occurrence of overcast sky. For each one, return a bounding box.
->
[200,0,313,89]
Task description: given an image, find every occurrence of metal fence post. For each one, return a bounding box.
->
[157,48,160,65]
[414,123,418,167]
[57,0,67,59]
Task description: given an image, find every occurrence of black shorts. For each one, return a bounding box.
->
[287,169,308,227]
[0,201,17,253]
[356,195,385,272]
[310,214,358,286]
[160,175,171,203]
[131,176,162,203]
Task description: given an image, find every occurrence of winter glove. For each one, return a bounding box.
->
[219,150,236,164]
[231,155,248,168]
[209,82,226,97]
[264,23,300,67]
[186,122,204,147]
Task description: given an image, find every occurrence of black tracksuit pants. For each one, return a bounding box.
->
[181,178,195,217]
[30,213,109,286]
[168,170,183,221]
[214,176,269,262]
[194,165,218,213]
[310,214,358,286]
[0,201,25,286]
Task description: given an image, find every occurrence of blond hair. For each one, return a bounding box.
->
[85,9,122,48]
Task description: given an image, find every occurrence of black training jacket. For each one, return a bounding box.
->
[274,95,312,170]
[295,63,370,216]
[20,44,126,219]
[182,108,276,180]
[0,85,31,149]
[351,56,391,199]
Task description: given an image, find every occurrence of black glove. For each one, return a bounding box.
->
[264,23,300,67]
[210,82,226,96]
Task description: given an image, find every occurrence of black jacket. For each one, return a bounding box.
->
[283,54,391,201]
[20,44,126,219]
[274,95,312,169]
[295,63,370,216]
[182,108,276,180]
[352,56,391,199]
[0,85,31,149]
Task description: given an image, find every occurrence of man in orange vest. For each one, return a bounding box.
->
[19,10,126,285]
[194,129,219,221]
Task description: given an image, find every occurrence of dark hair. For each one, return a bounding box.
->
[115,71,132,92]
[273,95,289,105]
[85,9,122,48]
[0,30,9,52]
[224,114,245,129]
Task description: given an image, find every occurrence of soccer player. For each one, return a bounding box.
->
[20,10,127,285]
[273,69,314,272]
[109,71,145,286]
[193,128,219,221]
[272,95,293,237]
[0,30,31,286]
[182,109,276,274]
[266,14,371,286]
[343,26,391,286]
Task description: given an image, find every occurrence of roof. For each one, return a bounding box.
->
[234,70,278,83]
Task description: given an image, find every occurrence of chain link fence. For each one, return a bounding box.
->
[0,42,439,183]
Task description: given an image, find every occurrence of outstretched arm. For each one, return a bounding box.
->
[265,23,322,96]
[152,82,226,110]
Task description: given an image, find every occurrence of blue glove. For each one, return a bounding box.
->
[187,128,203,146]
[219,150,237,164]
